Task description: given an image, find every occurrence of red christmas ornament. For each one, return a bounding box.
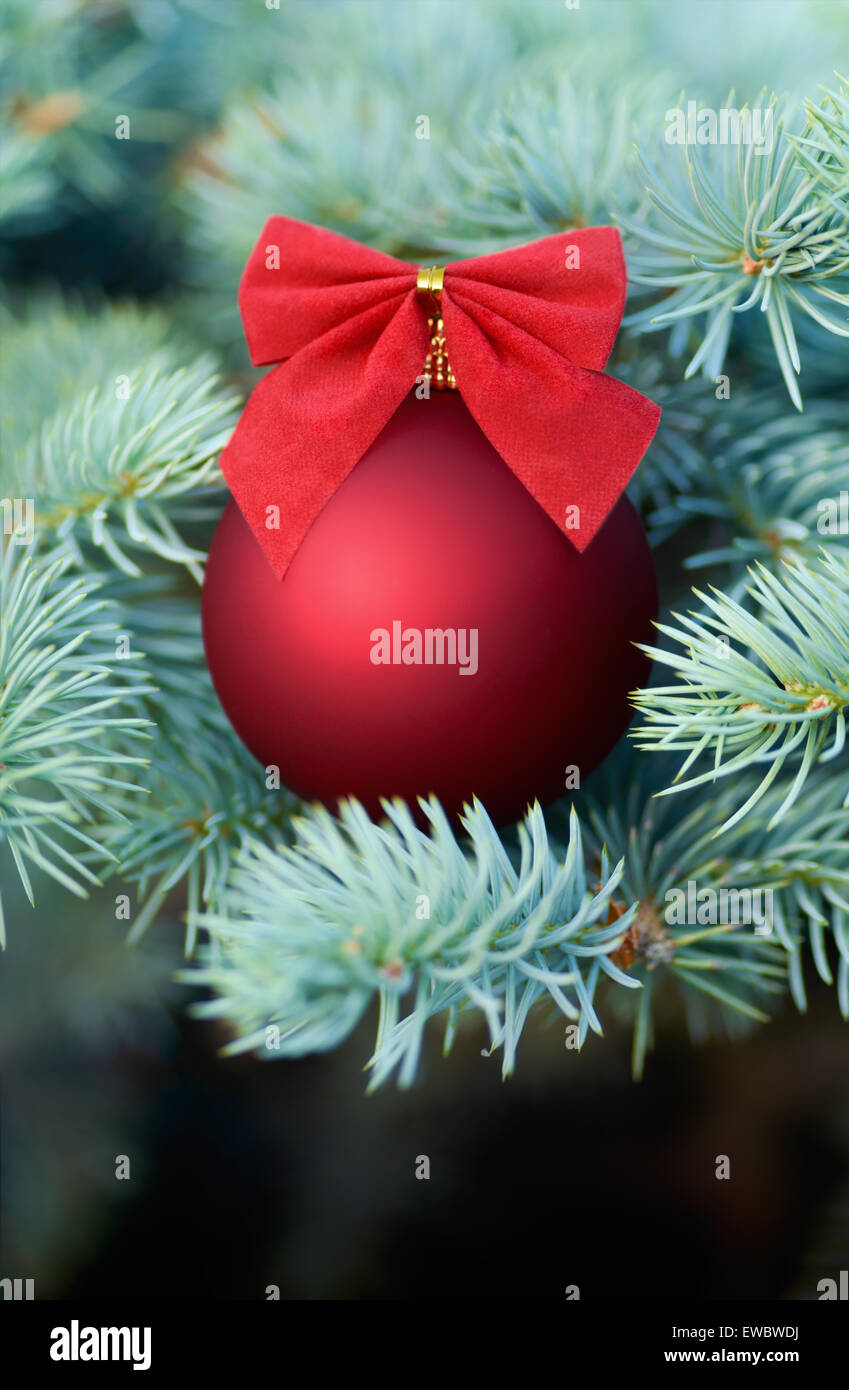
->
[203,391,656,825]
[201,216,662,824]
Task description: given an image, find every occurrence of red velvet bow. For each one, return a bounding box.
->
[220,215,661,578]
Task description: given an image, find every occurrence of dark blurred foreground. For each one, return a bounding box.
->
[4,928,846,1301]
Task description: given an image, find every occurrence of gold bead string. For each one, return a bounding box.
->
[422,313,457,391]
[416,265,458,391]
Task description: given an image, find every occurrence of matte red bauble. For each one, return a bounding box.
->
[202,391,656,826]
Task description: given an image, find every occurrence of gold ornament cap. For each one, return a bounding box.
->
[416,264,445,300]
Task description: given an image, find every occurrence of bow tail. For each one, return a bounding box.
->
[219,294,429,578]
[445,296,661,551]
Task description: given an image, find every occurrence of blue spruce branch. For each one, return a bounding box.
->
[632,550,849,830]
[185,800,638,1088]
[618,91,849,408]
[0,543,148,938]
